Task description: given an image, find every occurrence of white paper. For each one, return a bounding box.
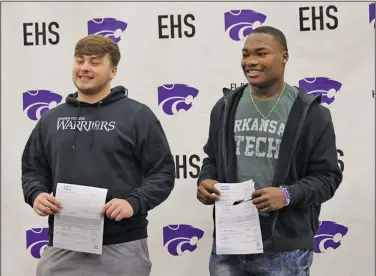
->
[214,179,263,255]
[53,183,108,254]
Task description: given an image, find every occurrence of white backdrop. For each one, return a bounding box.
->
[1,2,375,276]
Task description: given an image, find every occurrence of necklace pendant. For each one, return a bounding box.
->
[262,119,268,130]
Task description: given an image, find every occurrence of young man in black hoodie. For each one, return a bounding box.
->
[22,34,175,276]
[197,26,343,275]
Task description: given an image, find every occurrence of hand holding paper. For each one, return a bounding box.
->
[53,183,108,255]
[197,179,220,205]
[100,198,134,221]
[33,192,62,216]
[252,187,286,212]
[214,179,263,255]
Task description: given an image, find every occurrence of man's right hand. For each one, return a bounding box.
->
[33,193,62,216]
[197,179,220,205]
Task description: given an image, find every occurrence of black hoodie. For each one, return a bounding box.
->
[21,86,176,245]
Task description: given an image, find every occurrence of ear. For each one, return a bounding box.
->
[110,66,117,79]
[282,51,289,63]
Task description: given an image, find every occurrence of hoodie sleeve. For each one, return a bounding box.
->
[197,99,222,186]
[21,118,53,208]
[288,114,343,208]
[126,106,176,215]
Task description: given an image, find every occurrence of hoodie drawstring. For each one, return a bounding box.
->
[72,101,102,150]
[72,102,81,150]
[67,85,127,150]
[88,101,102,150]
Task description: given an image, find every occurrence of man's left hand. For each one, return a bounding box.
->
[251,187,286,212]
[100,199,134,221]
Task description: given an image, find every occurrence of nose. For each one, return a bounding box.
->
[80,61,91,71]
[244,56,258,67]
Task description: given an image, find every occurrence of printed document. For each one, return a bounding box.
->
[53,183,108,254]
[214,179,263,255]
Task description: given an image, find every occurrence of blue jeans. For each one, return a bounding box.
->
[209,239,313,276]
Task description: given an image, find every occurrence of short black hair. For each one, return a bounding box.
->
[251,26,288,52]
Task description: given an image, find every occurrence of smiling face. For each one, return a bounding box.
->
[72,54,116,95]
[241,32,288,88]
[72,35,121,96]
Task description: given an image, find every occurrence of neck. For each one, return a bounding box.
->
[77,85,111,104]
[251,79,286,101]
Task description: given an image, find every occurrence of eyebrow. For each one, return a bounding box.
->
[75,55,102,60]
[242,47,270,52]
[75,55,102,58]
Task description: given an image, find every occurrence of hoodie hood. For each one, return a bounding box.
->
[222,84,248,98]
[65,85,128,150]
[66,85,128,107]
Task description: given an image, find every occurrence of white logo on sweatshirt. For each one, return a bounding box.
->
[234,118,285,160]
[57,117,115,132]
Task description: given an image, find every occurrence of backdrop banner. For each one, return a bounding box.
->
[1,2,375,276]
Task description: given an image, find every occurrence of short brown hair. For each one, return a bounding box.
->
[74,35,121,66]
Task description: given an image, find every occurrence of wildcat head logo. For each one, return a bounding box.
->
[23,90,62,121]
[224,10,267,41]
[88,18,127,43]
[157,84,199,115]
[298,77,342,106]
[162,224,204,256]
[370,3,375,28]
[26,228,49,259]
[314,221,348,253]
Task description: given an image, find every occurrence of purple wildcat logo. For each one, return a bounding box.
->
[298,77,342,106]
[88,18,127,43]
[163,224,204,256]
[224,10,267,41]
[26,228,49,259]
[158,84,199,115]
[23,90,62,120]
[370,3,375,28]
[314,221,348,253]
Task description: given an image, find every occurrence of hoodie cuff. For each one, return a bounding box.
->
[126,196,140,216]
[286,183,304,206]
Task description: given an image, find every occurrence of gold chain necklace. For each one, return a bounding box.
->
[250,83,286,129]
